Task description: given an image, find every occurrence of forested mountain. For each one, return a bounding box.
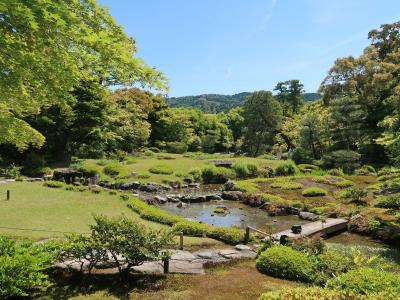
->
[167,92,320,112]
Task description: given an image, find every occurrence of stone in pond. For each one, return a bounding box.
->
[299,211,319,221]
[221,191,243,201]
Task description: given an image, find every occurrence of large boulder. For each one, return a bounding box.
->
[299,211,319,221]
[120,181,141,190]
[224,180,238,191]
[53,168,83,184]
[221,191,243,201]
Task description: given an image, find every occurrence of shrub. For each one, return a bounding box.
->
[375,194,400,209]
[256,245,312,281]
[317,247,354,277]
[333,179,355,188]
[65,185,75,191]
[22,152,46,176]
[355,165,376,176]
[0,236,55,298]
[165,141,188,154]
[124,156,137,164]
[149,164,174,175]
[291,148,314,164]
[127,198,181,225]
[232,162,258,179]
[103,163,130,178]
[201,166,235,184]
[75,186,87,192]
[0,164,22,178]
[340,187,368,205]
[259,287,388,300]
[270,180,303,190]
[44,180,64,188]
[78,160,102,177]
[302,187,327,197]
[108,190,117,195]
[275,160,298,176]
[326,267,400,295]
[137,173,151,179]
[297,164,319,173]
[91,187,102,194]
[188,168,202,182]
[327,168,344,176]
[322,150,361,173]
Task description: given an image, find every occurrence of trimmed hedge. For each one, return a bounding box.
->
[149,164,174,175]
[302,187,327,197]
[326,267,400,295]
[256,245,313,281]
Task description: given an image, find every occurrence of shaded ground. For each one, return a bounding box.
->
[49,260,303,300]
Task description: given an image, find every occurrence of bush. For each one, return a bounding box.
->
[259,287,388,300]
[0,164,22,178]
[291,148,314,164]
[22,152,46,176]
[75,186,87,192]
[322,150,361,173]
[127,198,181,225]
[333,179,355,188]
[91,187,102,194]
[340,187,368,205]
[327,168,344,176]
[201,166,235,183]
[302,187,327,197]
[355,165,376,176]
[124,156,137,164]
[78,160,102,177]
[103,162,130,178]
[375,194,400,209]
[326,267,400,295]
[137,173,151,179]
[232,162,258,179]
[275,160,298,176]
[44,180,64,188]
[256,245,312,281]
[270,180,303,190]
[188,168,202,182]
[165,141,188,154]
[149,164,174,175]
[0,236,55,298]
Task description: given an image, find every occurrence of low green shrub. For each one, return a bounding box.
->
[188,168,202,182]
[137,173,151,179]
[270,180,303,190]
[259,287,389,300]
[44,180,64,188]
[201,166,235,184]
[108,190,117,195]
[377,167,400,176]
[65,185,75,191]
[340,187,368,205]
[103,162,130,178]
[333,179,355,188]
[124,156,137,164]
[355,165,376,176]
[77,160,102,177]
[91,187,102,194]
[256,245,312,281]
[0,164,22,178]
[378,174,399,182]
[232,162,258,179]
[326,267,400,295]
[327,168,344,176]
[275,160,298,176]
[149,164,174,175]
[75,186,87,192]
[375,194,400,209]
[302,187,327,197]
[127,198,181,225]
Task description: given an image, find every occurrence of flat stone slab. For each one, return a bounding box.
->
[170,250,197,261]
[133,261,163,274]
[235,244,252,251]
[169,260,205,274]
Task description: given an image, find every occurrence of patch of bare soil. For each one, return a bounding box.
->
[296,178,338,191]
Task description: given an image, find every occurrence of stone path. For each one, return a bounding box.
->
[57,245,257,275]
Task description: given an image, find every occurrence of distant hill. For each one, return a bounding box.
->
[167,92,320,113]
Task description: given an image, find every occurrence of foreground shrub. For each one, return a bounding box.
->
[256,245,312,281]
[201,166,235,183]
[149,164,173,175]
[326,267,400,295]
[275,160,298,176]
[0,236,55,298]
[232,162,258,179]
[302,187,327,197]
[259,287,391,300]
[44,180,64,188]
[375,194,400,209]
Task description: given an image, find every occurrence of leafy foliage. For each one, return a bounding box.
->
[302,187,328,197]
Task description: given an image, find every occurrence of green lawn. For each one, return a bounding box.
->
[0,182,220,247]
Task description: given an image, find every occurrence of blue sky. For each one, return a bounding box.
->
[99,0,400,97]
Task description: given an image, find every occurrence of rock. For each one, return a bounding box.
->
[214,160,233,168]
[139,183,161,193]
[26,177,44,182]
[170,250,197,261]
[43,175,53,181]
[221,191,243,201]
[303,168,313,174]
[169,260,204,274]
[133,261,163,274]
[224,180,238,191]
[234,244,252,251]
[154,195,167,204]
[299,211,319,221]
[53,168,83,184]
[288,206,300,215]
[120,181,141,190]
[130,171,137,178]
[177,202,188,208]
[206,194,222,201]
[218,249,243,259]
[188,182,200,188]
[167,195,181,202]
[182,195,207,203]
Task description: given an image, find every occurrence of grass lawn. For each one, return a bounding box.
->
[47,260,303,300]
[0,182,221,247]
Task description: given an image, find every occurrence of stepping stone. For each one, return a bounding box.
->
[218,249,242,259]
[133,261,163,274]
[169,260,205,275]
[170,250,197,261]
[235,244,252,251]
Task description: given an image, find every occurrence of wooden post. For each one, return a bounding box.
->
[6,190,10,200]
[163,257,169,274]
[179,231,184,250]
[244,226,250,244]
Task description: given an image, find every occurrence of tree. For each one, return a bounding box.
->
[0,0,167,150]
[242,91,283,156]
[274,80,304,114]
